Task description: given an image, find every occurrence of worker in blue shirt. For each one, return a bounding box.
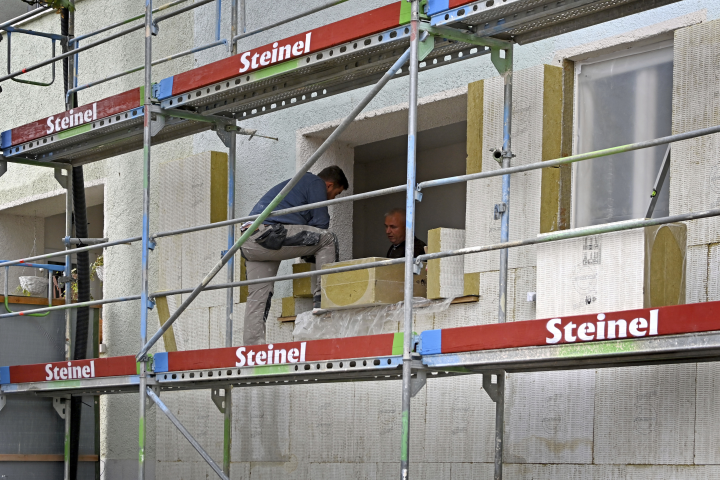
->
[240,166,348,345]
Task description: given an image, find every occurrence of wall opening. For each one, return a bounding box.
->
[353,122,467,259]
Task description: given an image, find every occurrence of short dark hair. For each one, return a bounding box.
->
[317,165,349,190]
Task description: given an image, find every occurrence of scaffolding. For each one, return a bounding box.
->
[0,0,718,479]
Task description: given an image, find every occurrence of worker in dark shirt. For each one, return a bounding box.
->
[240,166,348,345]
[384,208,426,258]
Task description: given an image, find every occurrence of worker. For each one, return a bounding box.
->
[240,166,348,345]
[384,207,426,258]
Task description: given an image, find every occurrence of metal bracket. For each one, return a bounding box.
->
[482,371,505,403]
[150,113,166,137]
[0,394,6,413]
[418,31,434,62]
[490,44,513,76]
[414,189,423,202]
[211,387,227,413]
[147,299,156,310]
[493,203,507,220]
[146,384,160,410]
[419,23,512,75]
[150,22,160,36]
[413,261,423,275]
[411,370,427,398]
[215,125,235,149]
[58,275,75,284]
[147,240,156,251]
[53,397,68,419]
[0,161,7,179]
[54,168,67,188]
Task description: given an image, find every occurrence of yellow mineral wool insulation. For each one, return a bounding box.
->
[209,151,229,223]
[427,228,465,299]
[463,272,480,297]
[539,64,565,234]
[292,262,315,298]
[320,257,427,309]
[281,296,313,317]
[466,79,484,175]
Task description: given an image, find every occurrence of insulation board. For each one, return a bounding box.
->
[464,65,547,274]
[427,227,466,299]
[232,385,291,462]
[671,19,720,246]
[593,364,696,465]
[422,374,494,463]
[505,370,595,464]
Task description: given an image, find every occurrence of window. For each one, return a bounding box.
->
[573,42,673,228]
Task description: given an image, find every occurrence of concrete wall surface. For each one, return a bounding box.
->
[1,0,720,478]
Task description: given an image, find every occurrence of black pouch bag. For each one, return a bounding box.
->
[255,224,287,250]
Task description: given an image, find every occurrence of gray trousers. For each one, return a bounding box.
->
[240,224,338,345]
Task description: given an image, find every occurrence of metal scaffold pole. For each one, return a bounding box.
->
[494,43,514,480]
[400,1,420,478]
[223,3,238,473]
[138,0,154,477]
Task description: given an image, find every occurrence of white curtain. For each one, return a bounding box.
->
[574,45,673,228]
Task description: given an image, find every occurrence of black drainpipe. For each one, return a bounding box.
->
[62,8,90,480]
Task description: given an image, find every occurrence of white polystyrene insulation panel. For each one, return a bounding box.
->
[694,362,720,465]
[232,385,291,462]
[625,465,720,479]
[352,381,425,463]
[155,390,223,464]
[686,244,709,304]
[249,461,308,479]
[423,374,495,463]
[171,306,209,351]
[181,228,228,309]
[671,20,720,246]
[376,462,450,480]
[709,243,720,302]
[289,383,355,463]
[306,463,377,480]
[513,266,536,322]
[593,364,696,465]
[505,369,595,464]
[464,65,544,274]
[504,464,627,479]
[536,228,645,318]
[447,463,494,480]
[430,228,466,299]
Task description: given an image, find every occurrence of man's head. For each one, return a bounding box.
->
[384,208,406,246]
[317,166,349,200]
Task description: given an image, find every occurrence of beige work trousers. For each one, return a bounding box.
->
[240,224,337,345]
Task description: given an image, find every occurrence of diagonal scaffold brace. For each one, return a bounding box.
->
[136,45,413,362]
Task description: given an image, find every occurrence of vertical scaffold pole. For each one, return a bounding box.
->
[400,1,419,479]
[223,4,238,473]
[495,46,513,480]
[138,0,153,477]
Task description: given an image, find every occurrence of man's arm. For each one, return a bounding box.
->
[306,178,330,229]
